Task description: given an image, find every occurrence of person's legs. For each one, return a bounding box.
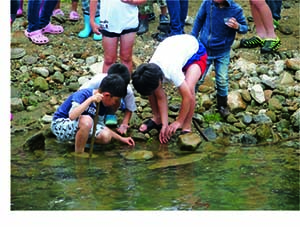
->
[266,0,282,21]
[166,0,181,35]
[102,36,119,73]
[179,0,188,33]
[182,64,201,131]
[27,0,41,32]
[249,0,276,39]
[214,53,230,98]
[214,52,230,117]
[11,0,20,23]
[39,0,59,28]
[119,32,136,73]
[75,115,93,153]
[69,0,79,21]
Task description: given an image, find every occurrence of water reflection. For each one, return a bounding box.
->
[11,137,299,210]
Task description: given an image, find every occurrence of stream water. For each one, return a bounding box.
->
[11,134,299,210]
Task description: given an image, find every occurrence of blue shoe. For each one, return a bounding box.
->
[105,115,118,125]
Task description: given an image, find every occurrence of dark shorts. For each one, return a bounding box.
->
[182,50,207,77]
[100,26,139,38]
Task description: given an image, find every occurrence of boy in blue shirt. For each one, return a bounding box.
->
[51,74,135,154]
[191,0,248,117]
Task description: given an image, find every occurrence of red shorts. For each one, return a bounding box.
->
[182,53,207,76]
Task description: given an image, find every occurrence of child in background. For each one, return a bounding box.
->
[51,74,135,154]
[79,63,137,135]
[191,0,248,117]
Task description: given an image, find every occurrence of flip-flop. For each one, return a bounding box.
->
[69,11,80,21]
[139,119,162,133]
[42,23,64,34]
[24,29,49,45]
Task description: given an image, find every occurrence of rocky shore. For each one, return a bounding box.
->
[10,1,300,150]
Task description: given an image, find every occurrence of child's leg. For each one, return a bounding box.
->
[182,64,202,131]
[75,115,93,153]
[119,32,136,73]
[214,53,230,98]
[102,36,119,73]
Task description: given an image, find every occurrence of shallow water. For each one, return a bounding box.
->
[11,135,299,210]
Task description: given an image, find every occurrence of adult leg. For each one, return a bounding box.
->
[249,0,276,38]
[119,32,136,73]
[166,0,181,35]
[39,0,59,28]
[102,36,119,73]
[266,0,282,21]
[27,0,41,32]
[179,0,188,33]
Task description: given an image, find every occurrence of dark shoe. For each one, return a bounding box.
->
[156,32,169,42]
[139,119,162,133]
[216,95,230,118]
[137,17,149,35]
[218,106,230,118]
[240,36,265,48]
[260,37,281,53]
[159,14,169,25]
[157,24,170,33]
[148,13,155,21]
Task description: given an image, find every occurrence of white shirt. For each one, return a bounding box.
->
[79,73,137,112]
[150,34,199,87]
[100,0,139,33]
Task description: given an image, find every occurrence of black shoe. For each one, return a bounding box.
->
[159,14,169,24]
[148,13,155,21]
[218,106,230,118]
[137,18,149,35]
[240,36,265,48]
[156,32,169,42]
[260,37,281,53]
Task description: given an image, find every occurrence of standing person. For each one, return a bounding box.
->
[24,0,64,45]
[240,0,281,53]
[51,74,135,154]
[79,63,137,135]
[132,34,207,144]
[78,0,102,41]
[156,0,189,42]
[89,0,147,73]
[191,0,248,118]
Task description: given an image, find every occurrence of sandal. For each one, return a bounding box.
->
[69,11,80,21]
[180,130,192,135]
[24,29,49,45]
[52,9,65,17]
[42,23,64,34]
[139,119,162,133]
